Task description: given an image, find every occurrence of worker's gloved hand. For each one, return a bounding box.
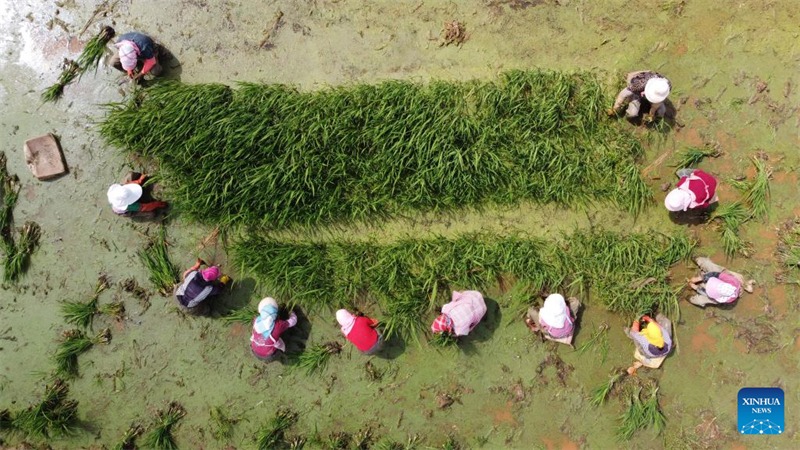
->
[641,315,654,323]
[630,320,641,332]
[642,113,654,124]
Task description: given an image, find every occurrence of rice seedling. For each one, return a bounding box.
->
[711,202,751,257]
[671,146,720,168]
[0,153,19,236]
[575,322,610,362]
[220,306,257,324]
[777,218,800,269]
[589,371,625,406]
[209,405,240,441]
[617,388,646,441]
[76,26,115,74]
[42,59,80,102]
[142,402,186,450]
[61,275,112,328]
[138,225,179,295]
[99,301,126,320]
[255,408,298,450]
[53,328,111,379]
[429,331,459,348]
[2,221,41,282]
[641,385,667,434]
[98,71,651,229]
[323,431,351,449]
[11,379,79,438]
[111,423,144,450]
[294,342,342,376]
[738,156,772,221]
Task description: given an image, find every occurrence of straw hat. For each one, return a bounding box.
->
[106,183,142,210]
[664,188,692,212]
[644,78,670,104]
[540,294,568,328]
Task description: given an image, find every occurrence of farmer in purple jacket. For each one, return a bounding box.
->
[525,294,581,347]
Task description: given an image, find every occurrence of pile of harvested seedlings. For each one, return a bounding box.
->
[99,71,650,229]
[233,230,694,341]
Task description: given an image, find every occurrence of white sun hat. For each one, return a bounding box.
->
[540,294,569,328]
[644,77,670,103]
[106,183,142,210]
[664,188,692,212]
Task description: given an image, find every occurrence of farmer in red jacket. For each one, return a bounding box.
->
[664,168,718,213]
[336,309,382,355]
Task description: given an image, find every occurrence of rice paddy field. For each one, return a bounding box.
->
[1,1,799,449]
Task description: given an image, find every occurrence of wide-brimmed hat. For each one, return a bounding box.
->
[644,78,670,104]
[640,322,665,348]
[106,183,142,210]
[664,188,692,212]
[540,294,568,328]
[116,41,138,70]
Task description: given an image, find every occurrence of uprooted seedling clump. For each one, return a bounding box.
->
[440,20,468,46]
[121,277,152,312]
[535,352,574,387]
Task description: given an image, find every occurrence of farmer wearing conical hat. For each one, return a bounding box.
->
[337,309,382,354]
[624,314,673,375]
[664,168,718,215]
[174,258,229,315]
[109,31,162,80]
[251,297,298,361]
[608,70,672,123]
[525,294,581,347]
[106,173,167,216]
[687,256,755,307]
[431,290,487,339]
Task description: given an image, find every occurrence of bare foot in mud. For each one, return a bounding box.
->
[626,362,642,376]
[744,279,755,293]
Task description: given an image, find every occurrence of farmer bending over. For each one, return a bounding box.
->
[174,259,229,315]
[110,31,162,80]
[687,256,755,307]
[251,297,297,362]
[337,309,382,355]
[525,294,581,347]
[608,70,671,123]
[664,168,718,218]
[106,173,167,216]
[431,290,488,339]
[624,314,673,375]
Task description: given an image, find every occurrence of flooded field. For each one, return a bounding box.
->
[0,0,798,449]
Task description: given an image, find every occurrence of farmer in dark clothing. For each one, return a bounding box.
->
[174,259,229,315]
[109,31,162,80]
[608,70,671,123]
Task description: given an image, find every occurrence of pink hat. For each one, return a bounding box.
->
[336,309,356,335]
[431,314,453,334]
[116,41,138,70]
[201,266,220,282]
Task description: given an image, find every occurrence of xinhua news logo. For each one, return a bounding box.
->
[738,387,784,435]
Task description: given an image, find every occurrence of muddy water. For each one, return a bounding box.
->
[1,0,799,448]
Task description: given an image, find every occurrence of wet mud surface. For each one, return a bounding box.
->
[1,0,799,448]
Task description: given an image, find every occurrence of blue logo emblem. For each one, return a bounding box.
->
[738,387,784,435]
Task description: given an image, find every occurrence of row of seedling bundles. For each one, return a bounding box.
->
[99,70,650,229]
[232,229,695,342]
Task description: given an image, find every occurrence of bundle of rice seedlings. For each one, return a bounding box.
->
[575,322,610,362]
[777,218,800,269]
[287,436,307,449]
[11,379,79,438]
[671,146,720,168]
[138,226,179,295]
[352,427,373,449]
[220,307,257,324]
[99,301,126,320]
[0,153,19,236]
[324,431,351,449]
[76,26,115,74]
[42,59,80,102]
[255,408,298,450]
[711,202,751,257]
[209,406,240,441]
[142,402,185,450]
[738,156,771,221]
[53,328,111,379]
[111,424,144,450]
[61,275,112,328]
[99,71,651,229]
[295,342,342,376]
[616,389,645,441]
[2,221,41,282]
[589,371,625,406]
[641,385,667,434]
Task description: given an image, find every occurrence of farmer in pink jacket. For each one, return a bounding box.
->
[251,297,297,361]
[525,294,581,346]
[687,257,754,307]
[431,290,487,338]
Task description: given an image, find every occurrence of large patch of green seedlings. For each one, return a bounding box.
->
[99,70,650,229]
[233,230,694,342]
